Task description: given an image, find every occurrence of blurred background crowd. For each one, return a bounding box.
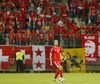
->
[0,0,100,48]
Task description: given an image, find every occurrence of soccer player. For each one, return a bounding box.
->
[50,40,66,82]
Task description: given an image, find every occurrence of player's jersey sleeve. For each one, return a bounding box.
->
[50,47,54,55]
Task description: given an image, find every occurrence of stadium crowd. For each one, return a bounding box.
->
[0,0,100,48]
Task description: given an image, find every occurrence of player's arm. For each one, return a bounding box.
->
[61,52,67,61]
[50,53,53,66]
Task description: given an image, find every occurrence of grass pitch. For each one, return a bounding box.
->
[0,73,100,84]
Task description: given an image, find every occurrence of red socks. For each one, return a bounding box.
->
[59,70,63,78]
[54,70,63,79]
[54,71,59,79]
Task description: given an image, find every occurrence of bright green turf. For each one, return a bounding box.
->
[0,73,100,84]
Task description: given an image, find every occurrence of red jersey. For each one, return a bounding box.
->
[52,15,58,23]
[60,5,67,13]
[75,31,81,40]
[9,31,15,41]
[38,31,45,40]
[9,14,15,22]
[30,32,37,41]
[36,18,42,27]
[50,46,62,62]
[16,32,22,41]
[46,14,52,22]
[91,8,98,16]
[23,33,28,41]
[2,13,8,23]
[47,31,53,40]
[61,13,69,19]
[52,25,61,34]
[29,13,34,21]
[62,27,68,39]
[64,19,70,27]
[69,31,74,40]
[43,0,47,4]
[17,14,23,22]
[70,1,76,12]
[83,1,90,9]
[7,23,13,33]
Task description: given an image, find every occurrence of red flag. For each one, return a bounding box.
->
[45,46,56,71]
[14,46,32,67]
[32,46,56,71]
[0,46,13,69]
[81,35,98,63]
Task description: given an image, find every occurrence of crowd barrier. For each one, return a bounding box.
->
[0,44,100,73]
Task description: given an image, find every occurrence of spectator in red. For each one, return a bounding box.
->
[72,23,79,33]
[2,11,8,27]
[91,5,98,24]
[81,7,86,22]
[42,0,48,8]
[8,0,15,10]
[77,1,83,18]
[91,0,99,9]
[47,1,52,11]
[59,2,67,14]
[45,10,52,26]
[69,28,75,48]
[47,28,54,45]
[29,10,34,31]
[15,8,19,18]
[61,10,69,20]
[22,29,29,45]
[69,0,76,18]
[9,28,15,45]
[0,25,5,34]
[38,29,45,45]
[75,29,82,48]
[40,10,45,28]
[16,30,22,45]
[19,1,27,10]
[17,22,23,33]
[17,12,23,28]
[30,30,37,45]
[52,23,61,45]
[63,17,70,27]
[61,24,69,48]
[36,15,42,31]
[52,12,58,26]
[83,0,90,16]
[20,7,26,28]
[9,11,15,23]
[7,20,14,33]
[1,0,7,10]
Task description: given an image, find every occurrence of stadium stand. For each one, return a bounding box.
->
[0,0,100,72]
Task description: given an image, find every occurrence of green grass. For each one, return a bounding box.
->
[0,73,100,84]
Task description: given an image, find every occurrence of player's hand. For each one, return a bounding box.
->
[64,57,67,61]
[50,63,52,66]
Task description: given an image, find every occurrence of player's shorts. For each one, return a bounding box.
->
[53,61,61,68]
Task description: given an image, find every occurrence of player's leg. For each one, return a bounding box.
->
[53,62,60,82]
[59,66,63,78]
[54,68,59,79]
[58,65,65,82]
